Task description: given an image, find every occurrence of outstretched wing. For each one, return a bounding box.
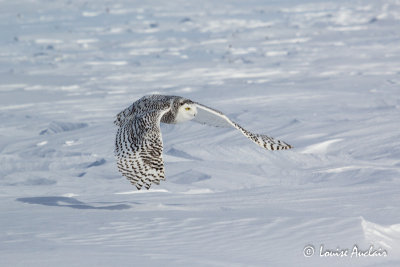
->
[192,103,292,151]
[115,109,170,190]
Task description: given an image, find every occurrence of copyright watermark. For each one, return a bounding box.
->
[303,245,315,257]
[303,244,388,258]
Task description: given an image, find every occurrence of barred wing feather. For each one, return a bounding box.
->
[193,103,292,151]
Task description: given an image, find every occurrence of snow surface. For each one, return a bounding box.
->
[1,0,400,266]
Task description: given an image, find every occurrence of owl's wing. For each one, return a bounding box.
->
[193,103,292,151]
[114,103,135,127]
[115,108,170,190]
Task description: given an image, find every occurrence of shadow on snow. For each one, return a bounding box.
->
[16,196,131,210]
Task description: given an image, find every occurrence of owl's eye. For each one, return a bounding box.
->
[185,107,191,111]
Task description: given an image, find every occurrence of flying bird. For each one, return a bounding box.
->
[114,95,291,190]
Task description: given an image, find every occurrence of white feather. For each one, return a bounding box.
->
[192,103,292,151]
[115,95,292,190]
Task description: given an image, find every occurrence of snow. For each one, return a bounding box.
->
[1,0,400,266]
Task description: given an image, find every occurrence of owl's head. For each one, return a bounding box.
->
[175,100,197,123]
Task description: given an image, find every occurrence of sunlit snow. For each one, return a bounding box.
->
[1,0,400,266]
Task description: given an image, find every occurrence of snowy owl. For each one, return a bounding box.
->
[114,95,291,190]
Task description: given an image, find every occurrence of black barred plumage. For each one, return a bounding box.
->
[114,95,291,190]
